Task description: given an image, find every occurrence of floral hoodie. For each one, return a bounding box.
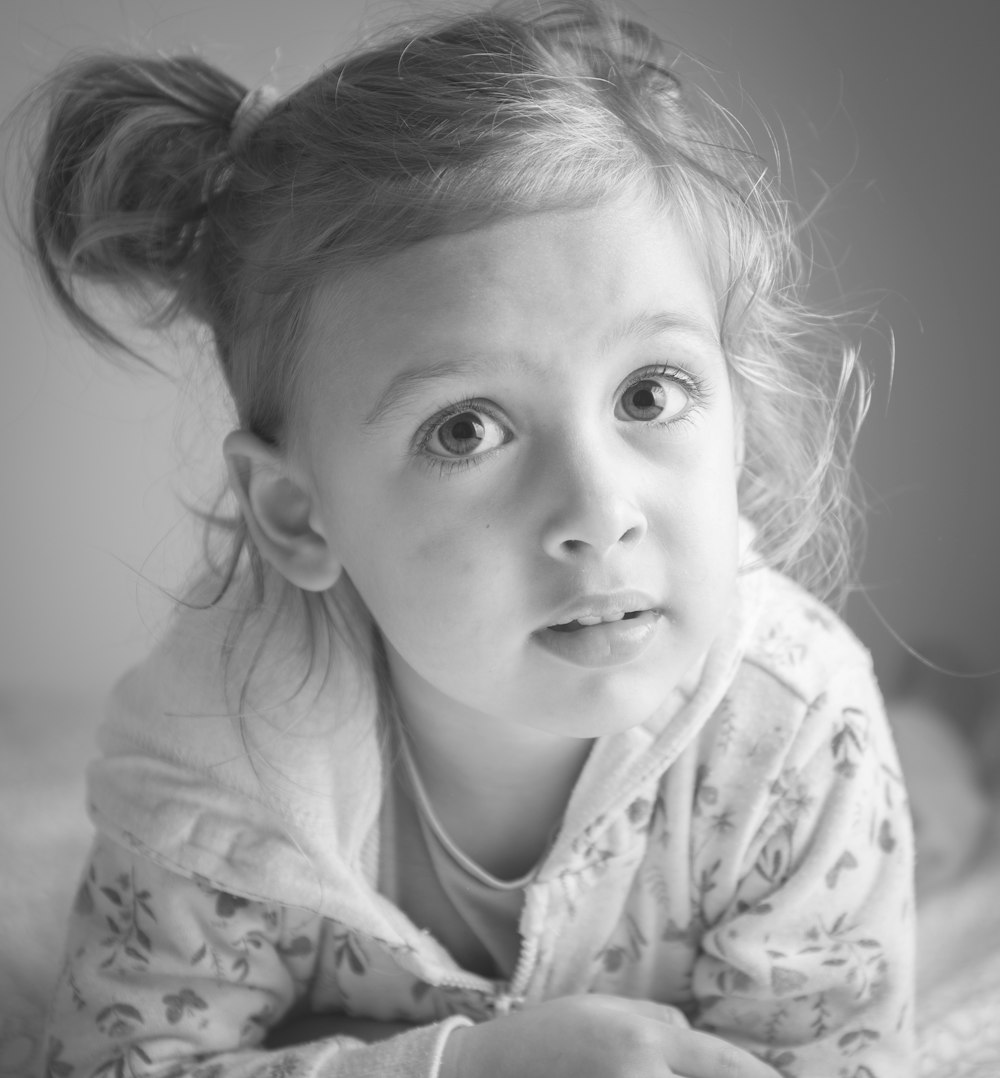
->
[44,567,915,1078]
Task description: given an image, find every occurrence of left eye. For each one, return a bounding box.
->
[616,374,692,422]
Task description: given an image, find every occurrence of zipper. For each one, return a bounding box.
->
[491,928,540,1016]
[419,918,540,1017]
[421,930,539,1017]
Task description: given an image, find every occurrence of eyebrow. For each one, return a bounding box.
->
[362,310,719,430]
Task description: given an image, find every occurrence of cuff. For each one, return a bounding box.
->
[319,1015,475,1078]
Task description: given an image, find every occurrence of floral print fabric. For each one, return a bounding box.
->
[44,569,915,1078]
[47,841,476,1077]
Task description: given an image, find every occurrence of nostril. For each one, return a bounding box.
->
[543,501,648,561]
[619,523,644,546]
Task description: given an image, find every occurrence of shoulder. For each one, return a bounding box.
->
[102,569,378,771]
[100,575,282,772]
[87,573,389,914]
[734,567,877,709]
[698,569,887,771]
[687,572,903,837]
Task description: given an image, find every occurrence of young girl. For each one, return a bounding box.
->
[24,1,914,1075]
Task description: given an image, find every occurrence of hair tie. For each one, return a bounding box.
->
[229,84,280,152]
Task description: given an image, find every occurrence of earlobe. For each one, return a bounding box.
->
[223,430,342,591]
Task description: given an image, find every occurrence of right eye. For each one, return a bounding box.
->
[419,404,511,461]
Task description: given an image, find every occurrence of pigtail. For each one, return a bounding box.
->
[25,53,246,360]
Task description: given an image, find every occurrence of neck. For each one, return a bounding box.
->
[384,649,593,880]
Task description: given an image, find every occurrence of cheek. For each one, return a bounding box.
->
[654,449,741,594]
[343,497,510,636]
[407,520,512,626]
[658,423,740,517]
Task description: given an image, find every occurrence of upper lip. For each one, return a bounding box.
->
[545,591,661,627]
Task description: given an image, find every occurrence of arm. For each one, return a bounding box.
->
[46,838,782,1078]
[44,835,470,1078]
[690,661,916,1078]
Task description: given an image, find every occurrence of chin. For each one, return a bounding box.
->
[542,677,678,739]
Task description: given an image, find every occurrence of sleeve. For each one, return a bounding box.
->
[43,835,471,1078]
[689,659,916,1078]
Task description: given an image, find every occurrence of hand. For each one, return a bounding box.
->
[439,994,782,1078]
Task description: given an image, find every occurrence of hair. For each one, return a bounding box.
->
[15,0,870,707]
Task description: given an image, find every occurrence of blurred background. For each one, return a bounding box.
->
[1,0,998,702]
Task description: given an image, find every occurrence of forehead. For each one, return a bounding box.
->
[295,193,721,426]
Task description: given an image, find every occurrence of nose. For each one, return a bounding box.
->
[539,439,648,562]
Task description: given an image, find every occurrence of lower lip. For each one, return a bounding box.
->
[532,611,661,668]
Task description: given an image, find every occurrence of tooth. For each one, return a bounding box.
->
[602,612,625,622]
[576,615,603,626]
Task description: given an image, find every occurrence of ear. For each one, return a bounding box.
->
[223,430,342,591]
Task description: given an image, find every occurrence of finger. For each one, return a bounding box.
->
[664,1030,782,1078]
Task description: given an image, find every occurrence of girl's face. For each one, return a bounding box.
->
[294,192,742,744]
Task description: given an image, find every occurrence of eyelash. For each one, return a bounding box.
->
[413,400,509,477]
[414,364,709,477]
[623,363,709,424]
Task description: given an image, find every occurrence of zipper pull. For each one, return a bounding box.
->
[491,991,525,1017]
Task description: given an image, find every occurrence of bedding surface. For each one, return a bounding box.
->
[915,810,1000,1077]
[0,690,100,1078]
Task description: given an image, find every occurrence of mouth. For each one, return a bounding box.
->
[534,605,662,668]
[548,610,646,632]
